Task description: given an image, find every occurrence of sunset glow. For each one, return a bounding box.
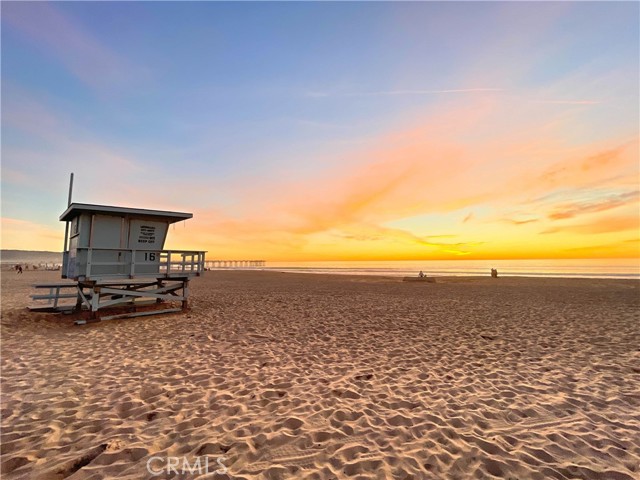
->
[2,2,638,261]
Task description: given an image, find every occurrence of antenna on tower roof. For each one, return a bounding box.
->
[62,172,74,254]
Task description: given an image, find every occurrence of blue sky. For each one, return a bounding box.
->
[2,2,638,259]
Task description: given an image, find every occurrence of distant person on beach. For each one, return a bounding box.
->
[419,271,425,278]
[491,268,498,278]
[16,265,23,274]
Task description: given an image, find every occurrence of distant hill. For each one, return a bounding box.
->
[1,250,63,265]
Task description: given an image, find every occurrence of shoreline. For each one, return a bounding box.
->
[210,268,640,283]
[221,266,640,280]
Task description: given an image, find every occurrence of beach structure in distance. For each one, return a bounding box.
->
[30,175,206,324]
[205,259,265,268]
[403,272,436,283]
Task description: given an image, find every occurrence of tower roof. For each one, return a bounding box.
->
[59,203,193,223]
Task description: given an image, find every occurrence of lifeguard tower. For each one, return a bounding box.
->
[30,175,206,324]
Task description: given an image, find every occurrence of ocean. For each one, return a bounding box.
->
[260,259,640,279]
[4,252,638,279]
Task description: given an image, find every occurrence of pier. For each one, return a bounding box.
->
[205,260,266,268]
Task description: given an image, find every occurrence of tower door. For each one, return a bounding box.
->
[90,215,125,276]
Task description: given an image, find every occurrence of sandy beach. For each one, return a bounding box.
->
[1,269,639,479]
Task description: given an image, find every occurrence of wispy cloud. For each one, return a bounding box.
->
[503,218,539,225]
[1,89,147,203]
[542,216,639,235]
[2,3,141,91]
[4,76,637,260]
[531,100,601,105]
[528,140,638,192]
[167,88,638,259]
[548,191,639,220]
[306,88,502,98]
[326,223,481,258]
[561,238,639,254]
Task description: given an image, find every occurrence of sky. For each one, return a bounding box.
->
[1,1,638,261]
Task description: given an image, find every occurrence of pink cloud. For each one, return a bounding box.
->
[542,216,639,235]
[182,94,638,249]
[2,3,139,91]
[548,191,639,220]
[532,100,601,105]
[503,218,539,225]
[309,88,504,97]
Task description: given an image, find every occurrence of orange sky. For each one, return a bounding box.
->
[2,94,638,261]
[2,3,639,262]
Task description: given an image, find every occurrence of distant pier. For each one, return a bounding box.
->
[205,260,265,268]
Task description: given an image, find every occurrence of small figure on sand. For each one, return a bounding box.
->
[15,264,23,274]
[419,271,425,278]
[491,268,498,278]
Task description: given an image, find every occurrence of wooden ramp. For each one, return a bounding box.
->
[29,282,79,312]
[29,278,191,324]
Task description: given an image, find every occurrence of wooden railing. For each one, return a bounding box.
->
[72,248,206,280]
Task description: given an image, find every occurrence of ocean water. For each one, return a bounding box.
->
[260,259,640,279]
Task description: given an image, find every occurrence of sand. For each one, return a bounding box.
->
[1,269,639,479]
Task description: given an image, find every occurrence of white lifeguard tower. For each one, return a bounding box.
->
[30,175,206,323]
